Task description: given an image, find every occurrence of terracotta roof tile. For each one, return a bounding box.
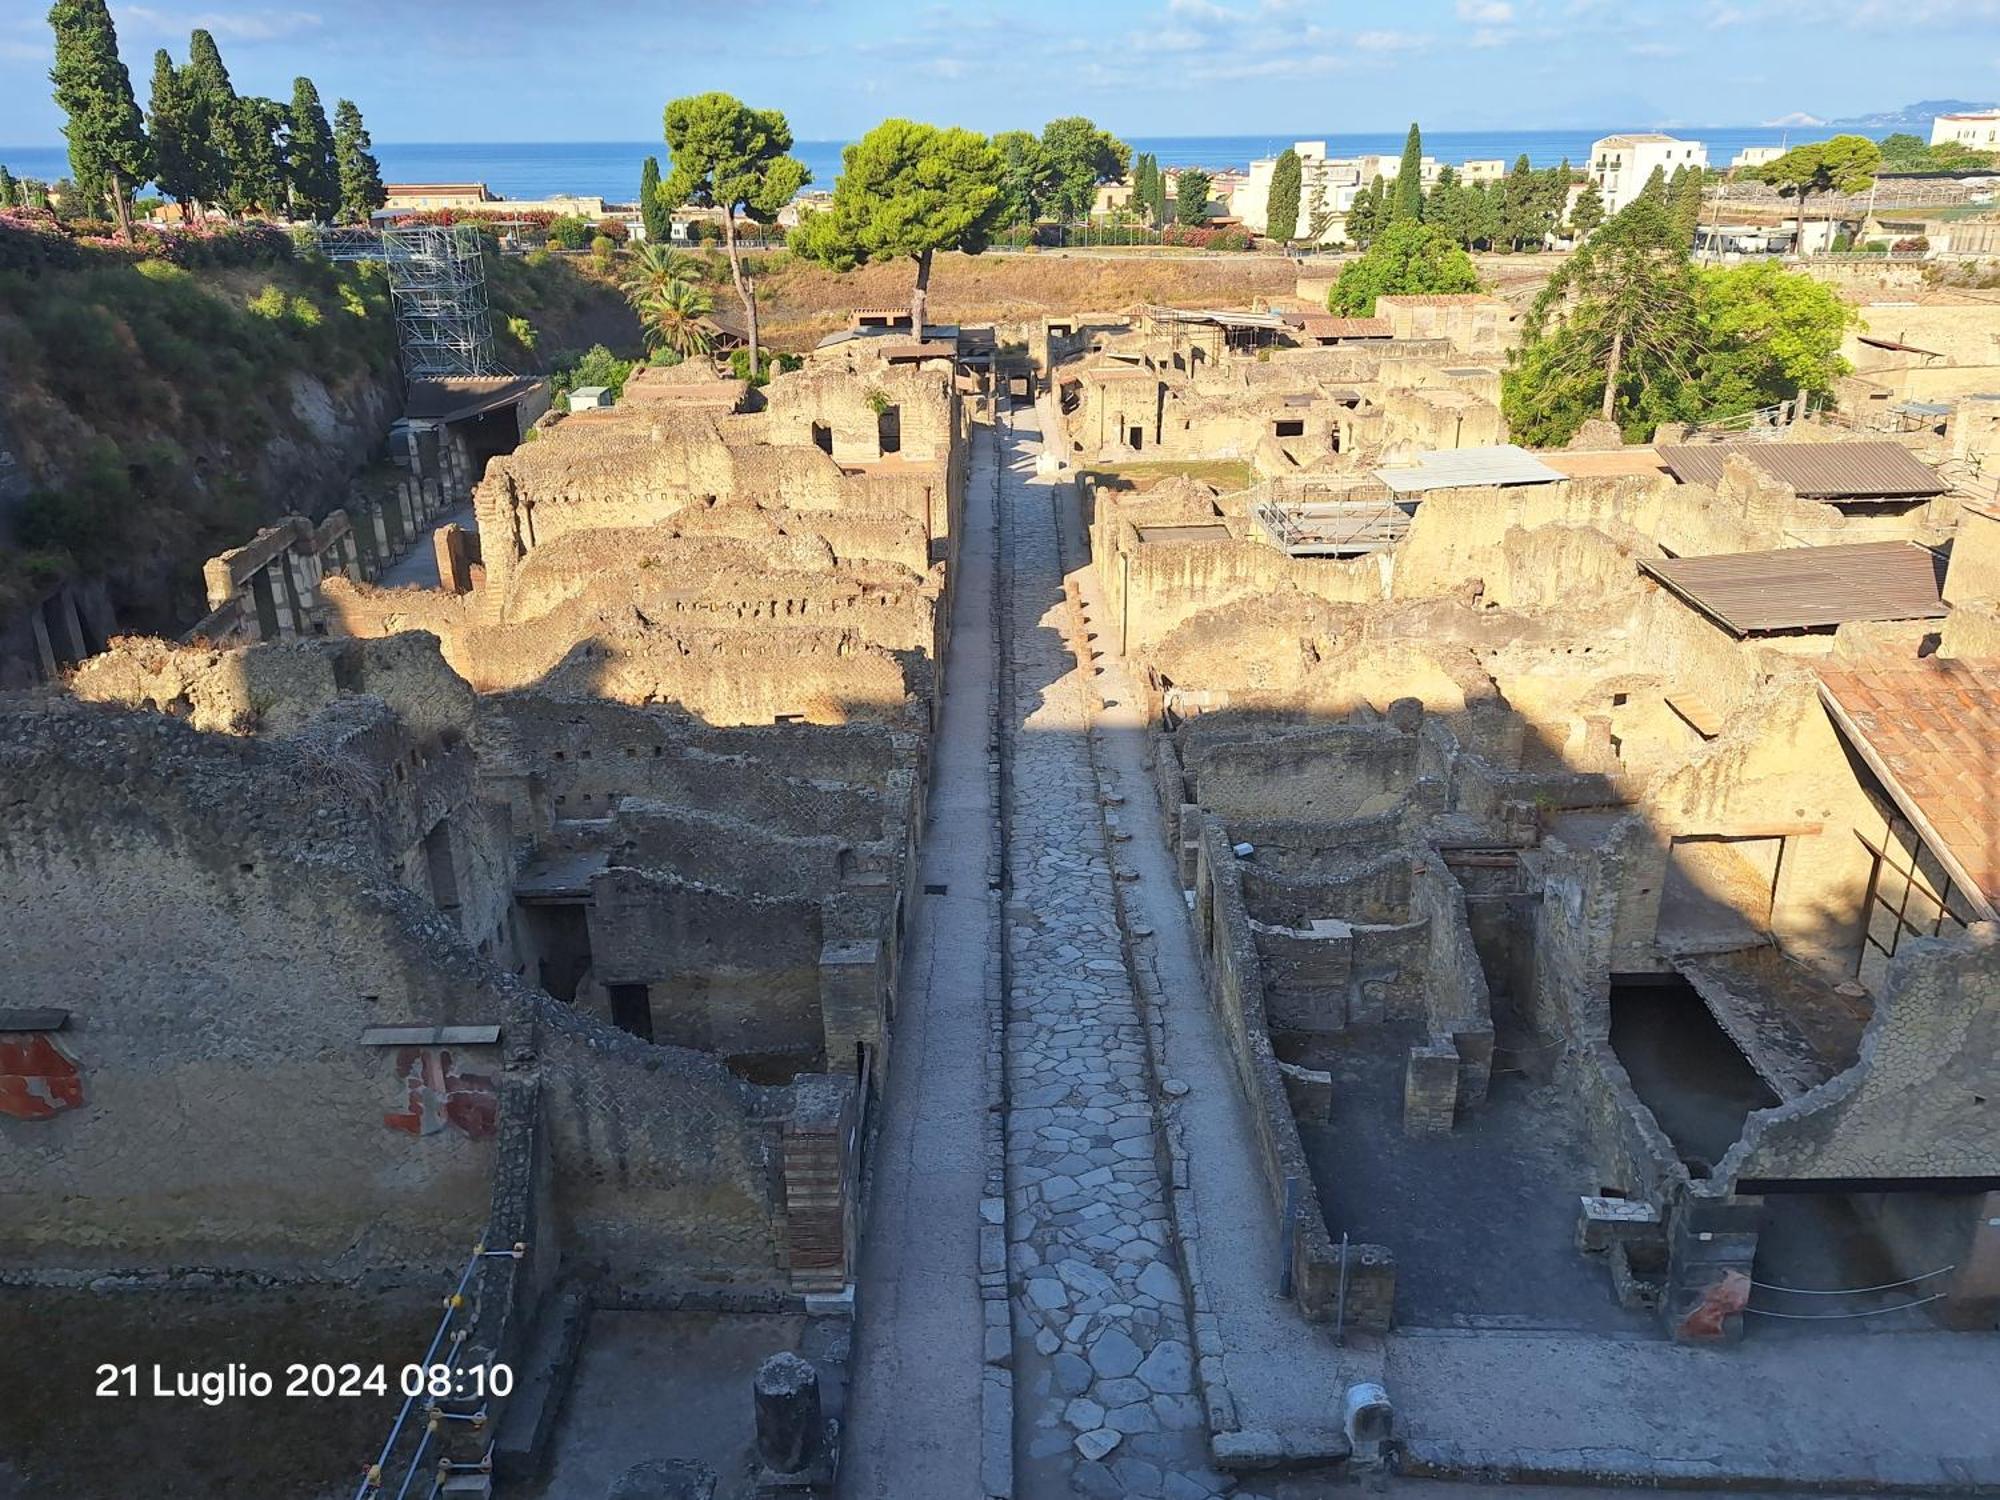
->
[1817,658,2000,910]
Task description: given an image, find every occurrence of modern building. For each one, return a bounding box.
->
[1930,109,2000,149]
[1730,145,1785,171]
[1589,133,1708,216]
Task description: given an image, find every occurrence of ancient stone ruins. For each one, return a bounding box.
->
[4,287,2000,1499]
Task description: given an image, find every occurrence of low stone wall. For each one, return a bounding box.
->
[1192,814,1393,1329]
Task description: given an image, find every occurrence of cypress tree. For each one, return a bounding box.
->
[1266,146,1300,243]
[146,50,201,217]
[1391,122,1423,223]
[1636,164,1668,207]
[47,0,150,239]
[333,98,386,223]
[186,29,248,215]
[0,164,15,209]
[1347,175,1384,248]
[640,154,669,243]
[287,77,339,221]
[1670,162,1704,247]
[1570,178,1604,238]
[236,96,288,216]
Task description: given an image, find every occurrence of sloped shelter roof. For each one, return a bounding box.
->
[1374,444,1564,495]
[1639,541,1948,635]
[1655,441,1951,501]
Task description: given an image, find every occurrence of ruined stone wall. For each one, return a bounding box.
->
[1610,676,1885,977]
[1720,926,2000,1184]
[0,703,501,1273]
[1190,815,1391,1327]
[1182,721,1420,823]
[0,698,819,1293]
[472,696,896,841]
[585,868,825,1067]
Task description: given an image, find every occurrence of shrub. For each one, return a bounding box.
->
[547,215,594,251]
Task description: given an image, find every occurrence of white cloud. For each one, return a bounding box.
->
[1351,29,1430,51]
[1456,0,1514,20]
[1168,0,1245,23]
[1628,39,1684,57]
[121,7,325,43]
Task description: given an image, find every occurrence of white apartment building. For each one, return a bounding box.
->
[1231,141,1446,238]
[1588,133,1707,216]
[1931,110,2000,149]
[1730,145,1784,171]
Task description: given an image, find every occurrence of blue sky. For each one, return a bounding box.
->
[2,0,1997,145]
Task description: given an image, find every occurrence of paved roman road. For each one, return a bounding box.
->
[996,409,1232,1500]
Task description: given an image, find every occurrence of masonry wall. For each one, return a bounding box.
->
[1721,926,2000,1184]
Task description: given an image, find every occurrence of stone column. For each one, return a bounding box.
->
[753,1353,824,1475]
[1402,1040,1460,1137]
[818,938,884,1077]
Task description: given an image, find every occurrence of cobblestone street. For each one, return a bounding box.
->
[998,410,1231,1500]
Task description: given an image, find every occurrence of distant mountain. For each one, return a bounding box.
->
[1830,99,1997,129]
[1762,112,1825,128]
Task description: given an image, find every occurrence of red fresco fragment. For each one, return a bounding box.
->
[1677,1268,1752,1340]
[0,1034,84,1121]
[385,1046,496,1139]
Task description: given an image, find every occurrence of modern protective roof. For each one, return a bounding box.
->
[1142,305,1288,330]
[1654,441,1951,501]
[1817,659,2000,916]
[1639,541,1949,635]
[1373,444,1565,494]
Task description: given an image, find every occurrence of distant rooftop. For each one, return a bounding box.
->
[1374,444,1564,495]
[1656,441,1951,502]
[1640,540,1948,636]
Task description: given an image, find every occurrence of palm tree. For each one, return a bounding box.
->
[620,239,707,307]
[641,277,715,359]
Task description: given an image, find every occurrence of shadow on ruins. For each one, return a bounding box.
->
[5,281,2000,1497]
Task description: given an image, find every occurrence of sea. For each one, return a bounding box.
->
[0,127,1890,204]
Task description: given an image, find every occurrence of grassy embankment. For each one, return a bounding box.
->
[0,239,633,626]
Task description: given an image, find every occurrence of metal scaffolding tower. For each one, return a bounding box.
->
[314,225,500,380]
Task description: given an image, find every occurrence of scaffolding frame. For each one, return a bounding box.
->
[314,225,501,381]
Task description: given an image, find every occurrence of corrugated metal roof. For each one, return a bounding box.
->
[1655,441,1951,501]
[1639,541,1948,635]
[1374,444,1565,494]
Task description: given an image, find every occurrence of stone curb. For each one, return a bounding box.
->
[1050,506,1247,1459]
[1398,1440,2000,1495]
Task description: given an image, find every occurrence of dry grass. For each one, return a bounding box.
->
[1083,458,1256,493]
[752,251,1300,346]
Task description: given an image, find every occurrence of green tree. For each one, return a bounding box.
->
[0,164,14,208]
[1692,260,1853,415]
[638,277,715,360]
[146,51,200,218]
[1669,162,1704,249]
[661,91,810,382]
[235,96,288,215]
[1391,122,1424,223]
[1328,219,1480,315]
[286,77,338,222]
[1345,175,1384,248]
[792,118,1005,336]
[1503,199,1700,442]
[1174,168,1212,226]
[639,154,670,243]
[1426,164,1467,247]
[993,129,1050,227]
[47,0,150,239]
[1145,154,1170,227]
[1266,147,1300,243]
[1569,177,1604,239]
[1039,116,1129,222]
[185,30,262,217]
[1498,153,1540,251]
[1757,134,1882,259]
[621,240,707,303]
[332,98,385,223]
